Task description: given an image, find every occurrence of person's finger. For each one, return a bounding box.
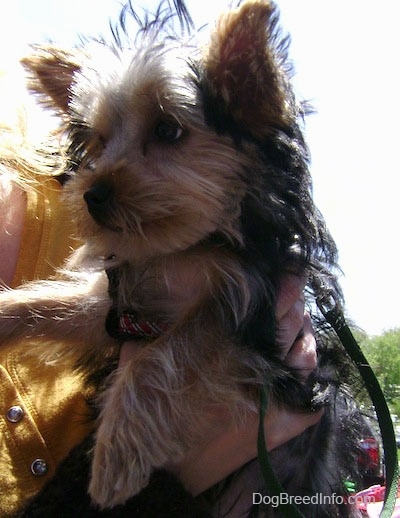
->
[275,274,307,320]
[275,295,305,357]
[283,312,317,379]
[264,406,324,451]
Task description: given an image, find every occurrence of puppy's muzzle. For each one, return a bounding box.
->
[84,181,119,230]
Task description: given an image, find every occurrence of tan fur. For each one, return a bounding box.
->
[21,46,81,114]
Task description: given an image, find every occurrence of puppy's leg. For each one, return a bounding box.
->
[89,332,215,508]
[0,271,111,347]
[89,323,258,509]
[89,346,188,507]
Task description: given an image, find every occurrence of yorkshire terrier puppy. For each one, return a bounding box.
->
[0,1,364,515]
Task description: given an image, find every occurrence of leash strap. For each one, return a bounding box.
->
[258,287,399,517]
[316,292,399,518]
[258,387,306,517]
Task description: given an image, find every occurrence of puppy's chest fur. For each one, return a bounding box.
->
[107,246,240,326]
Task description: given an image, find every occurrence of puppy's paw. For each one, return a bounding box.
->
[87,365,162,508]
[89,435,151,508]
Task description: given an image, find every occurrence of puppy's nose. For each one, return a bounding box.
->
[84,181,113,208]
[84,181,115,226]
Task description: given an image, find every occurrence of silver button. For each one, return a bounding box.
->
[30,459,48,476]
[6,405,24,423]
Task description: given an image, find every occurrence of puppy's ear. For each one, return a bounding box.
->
[203,0,293,138]
[21,46,80,115]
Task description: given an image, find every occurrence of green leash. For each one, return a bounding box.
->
[258,387,305,517]
[318,293,399,517]
[257,284,399,517]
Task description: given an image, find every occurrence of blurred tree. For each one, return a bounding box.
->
[358,328,400,418]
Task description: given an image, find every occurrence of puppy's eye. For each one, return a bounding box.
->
[154,120,184,143]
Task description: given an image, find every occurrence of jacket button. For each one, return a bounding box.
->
[6,405,24,423]
[31,459,48,476]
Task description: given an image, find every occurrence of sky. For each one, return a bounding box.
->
[2,0,399,336]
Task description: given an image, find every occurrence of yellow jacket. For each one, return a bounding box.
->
[0,178,94,516]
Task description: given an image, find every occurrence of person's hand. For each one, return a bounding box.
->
[119,274,322,496]
[275,274,317,380]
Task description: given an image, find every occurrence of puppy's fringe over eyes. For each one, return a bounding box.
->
[0,1,366,515]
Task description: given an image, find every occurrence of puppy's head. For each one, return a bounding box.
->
[22,0,335,278]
